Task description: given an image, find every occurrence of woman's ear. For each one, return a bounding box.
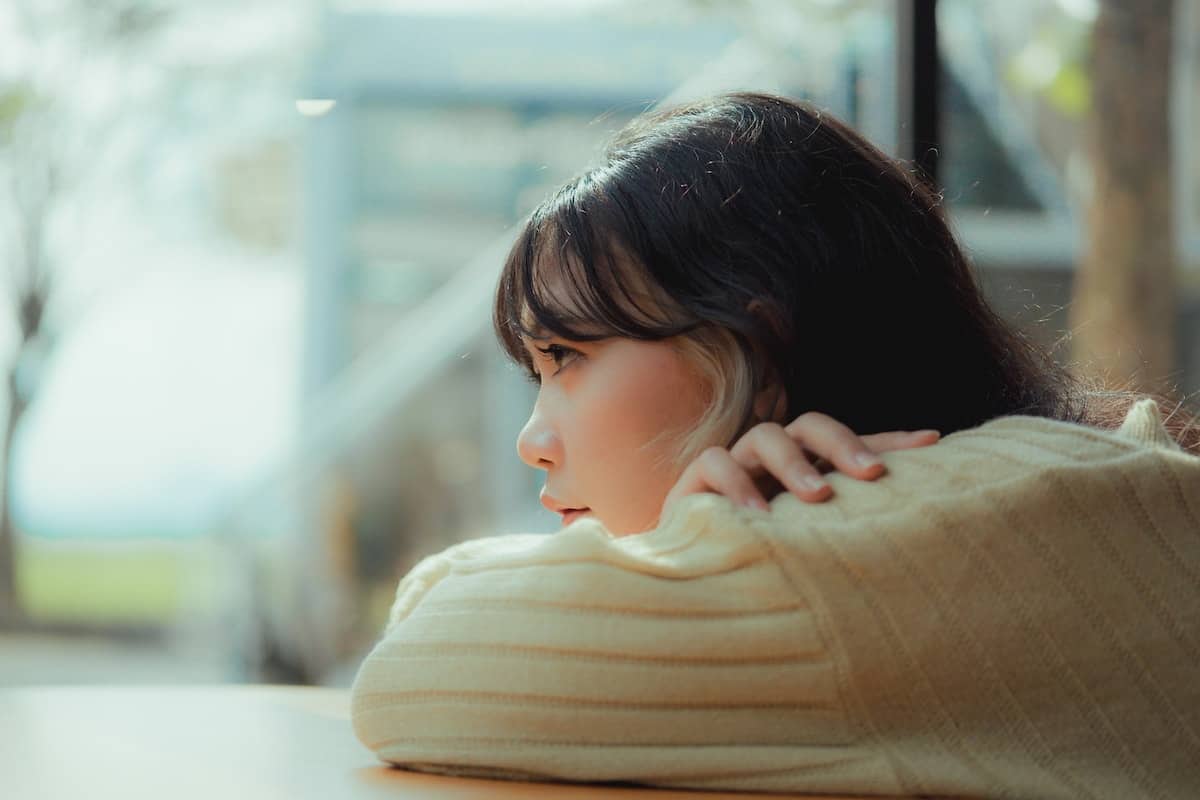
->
[747,299,788,424]
[753,378,788,424]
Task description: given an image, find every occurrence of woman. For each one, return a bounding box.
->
[352,93,1200,798]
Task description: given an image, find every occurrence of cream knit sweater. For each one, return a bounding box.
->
[351,400,1200,799]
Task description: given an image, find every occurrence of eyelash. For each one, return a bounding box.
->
[528,343,579,383]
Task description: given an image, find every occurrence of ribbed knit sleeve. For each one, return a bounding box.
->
[758,400,1200,799]
[351,401,1200,798]
[351,495,902,794]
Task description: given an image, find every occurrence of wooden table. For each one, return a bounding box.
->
[0,686,872,799]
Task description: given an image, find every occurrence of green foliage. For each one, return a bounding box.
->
[19,544,187,625]
[0,83,36,146]
[1004,17,1092,120]
[1046,64,1090,117]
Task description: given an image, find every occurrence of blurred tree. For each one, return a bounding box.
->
[1070,0,1176,390]
[0,0,175,624]
[0,83,42,623]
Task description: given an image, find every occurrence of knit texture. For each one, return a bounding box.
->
[351,400,1200,798]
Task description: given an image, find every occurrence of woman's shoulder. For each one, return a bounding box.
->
[961,396,1186,457]
[768,397,1198,532]
[904,396,1191,479]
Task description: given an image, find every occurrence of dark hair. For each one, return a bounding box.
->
[494,92,1198,451]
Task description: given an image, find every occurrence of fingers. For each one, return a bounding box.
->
[860,429,941,454]
[661,416,945,521]
[783,412,887,479]
[669,446,770,511]
[730,423,831,501]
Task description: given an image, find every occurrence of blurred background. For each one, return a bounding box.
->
[0,0,1195,686]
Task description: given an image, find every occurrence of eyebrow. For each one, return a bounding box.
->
[516,328,550,359]
[517,312,574,341]
[516,305,608,341]
[514,304,549,338]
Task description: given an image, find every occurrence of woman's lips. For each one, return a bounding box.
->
[560,508,591,526]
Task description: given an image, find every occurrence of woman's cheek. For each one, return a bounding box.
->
[604,452,679,535]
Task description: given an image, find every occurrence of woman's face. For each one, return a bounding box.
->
[517,334,711,536]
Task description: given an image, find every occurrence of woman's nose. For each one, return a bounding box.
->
[517,409,562,469]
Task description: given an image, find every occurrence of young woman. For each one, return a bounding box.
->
[352,93,1200,799]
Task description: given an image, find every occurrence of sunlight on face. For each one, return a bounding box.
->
[517,335,711,536]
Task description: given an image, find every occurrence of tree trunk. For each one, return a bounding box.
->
[0,367,27,625]
[1070,0,1176,391]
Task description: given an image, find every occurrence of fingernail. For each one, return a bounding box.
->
[856,453,882,469]
[915,429,941,438]
[801,475,827,492]
[745,496,769,511]
[787,465,824,491]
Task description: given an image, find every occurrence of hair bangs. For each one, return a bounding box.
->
[494,175,698,374]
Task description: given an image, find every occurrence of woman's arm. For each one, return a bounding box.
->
[350,494,901,794]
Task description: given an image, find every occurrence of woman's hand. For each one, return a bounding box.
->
[662,412,939,514]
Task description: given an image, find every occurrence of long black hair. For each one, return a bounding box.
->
[495,92,1195,448]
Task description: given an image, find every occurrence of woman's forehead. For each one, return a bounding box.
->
[516,312,550,340]
[517,301,596,341]
[520,259,587,331]
[515,239,679,339]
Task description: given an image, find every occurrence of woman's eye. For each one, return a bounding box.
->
[534,343,580,375]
